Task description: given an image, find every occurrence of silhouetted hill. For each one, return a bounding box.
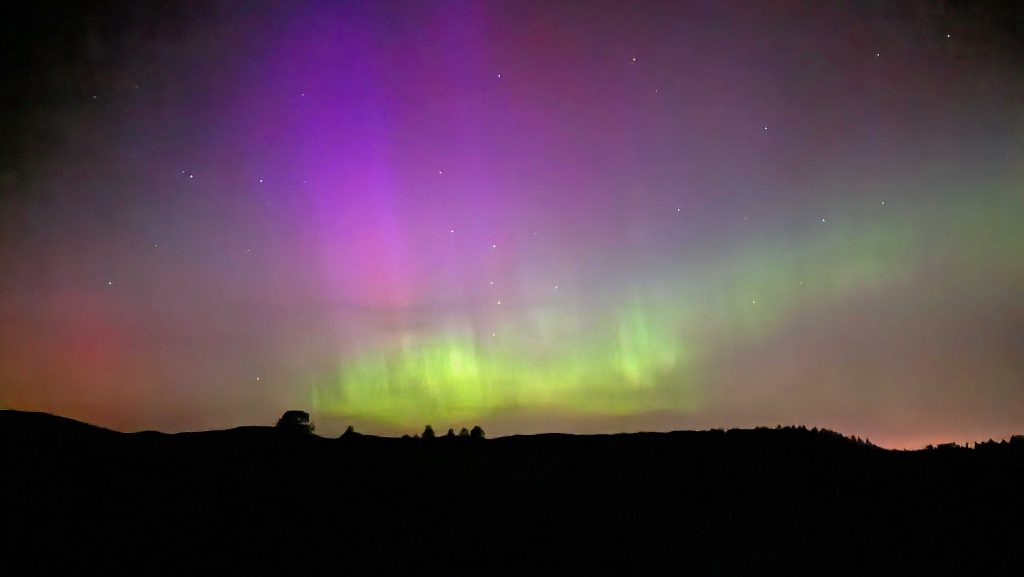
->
[1,409,120,443]
[3,410,1022,575]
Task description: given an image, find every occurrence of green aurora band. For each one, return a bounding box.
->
[312,180,1023,430]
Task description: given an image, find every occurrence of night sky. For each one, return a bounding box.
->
[1,1,1022,448]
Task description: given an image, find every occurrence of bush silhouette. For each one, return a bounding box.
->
[276,410,314,434]
[459,427,470,437]
[422,425,435,439]
[446,428,455,438]
[470,425,485,439]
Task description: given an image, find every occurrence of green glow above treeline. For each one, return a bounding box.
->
[312,183,1023,429]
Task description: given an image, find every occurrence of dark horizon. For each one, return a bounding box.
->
[5,404,1023,574]
[5,408,1022,451]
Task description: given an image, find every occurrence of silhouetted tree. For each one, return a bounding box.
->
[422,425,435,439]
[341,425,358,437]
[276,410,314,434]
[470,425,485,439]
[459,427,470,437]
[446,428,455,438]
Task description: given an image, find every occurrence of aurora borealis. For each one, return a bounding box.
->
[1,1,1022,448]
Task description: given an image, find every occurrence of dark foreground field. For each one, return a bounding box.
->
[3,410,1022,574]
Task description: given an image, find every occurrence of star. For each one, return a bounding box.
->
[258,179,263,183]
[496,300,502,305]
[821,218,827,223]
[438,170,444,175]
[881,200,885,205]
[752,300,757,304]
[946,33,951,39]
[489,281,494,285]
[497,73,502,79]
[875,52,880,57]
[189,174,194,179]
[256,376,261,381]
[449,228,455,234]
[763,126,768,131]
[107,280,113,286]
[491,244,497,249]
[554,285,559,290]
[631,57,637,62]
